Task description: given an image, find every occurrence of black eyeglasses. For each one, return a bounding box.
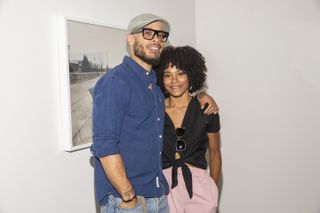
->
[133,28,169,42]
[176,127,186,152]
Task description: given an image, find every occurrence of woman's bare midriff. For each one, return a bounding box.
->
[175,152,194,167]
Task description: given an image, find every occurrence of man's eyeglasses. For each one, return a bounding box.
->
[133,28,169,42]
[176,127,186,152]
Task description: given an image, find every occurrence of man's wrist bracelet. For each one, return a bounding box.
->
[122,188,136,202]
[122,194,136,202]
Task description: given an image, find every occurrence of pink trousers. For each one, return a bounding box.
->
[163,167,219,213]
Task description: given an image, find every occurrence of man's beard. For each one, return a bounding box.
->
[134,42,160,66]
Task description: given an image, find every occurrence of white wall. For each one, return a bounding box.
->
[0,0,196,212]
[196,0,320,213]
[3,0,319,212]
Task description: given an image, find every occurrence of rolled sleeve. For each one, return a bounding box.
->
[91,74,130,158]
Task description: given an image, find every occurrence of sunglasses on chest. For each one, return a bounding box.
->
[175,127,186,152]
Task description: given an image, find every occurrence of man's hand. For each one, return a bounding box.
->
[197,92,219,114]
[120,196,138,209]
[121,188,136,203]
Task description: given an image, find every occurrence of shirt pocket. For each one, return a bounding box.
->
[126,91,154,117]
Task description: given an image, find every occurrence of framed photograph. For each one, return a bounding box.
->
[57,17,127,151]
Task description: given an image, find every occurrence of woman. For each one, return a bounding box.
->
[157,46,221,213]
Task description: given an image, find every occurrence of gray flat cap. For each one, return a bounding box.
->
[127,13,171,34]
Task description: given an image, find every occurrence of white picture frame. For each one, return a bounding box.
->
[57,16,127,151]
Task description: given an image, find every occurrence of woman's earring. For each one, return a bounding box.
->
[189,85,193,92]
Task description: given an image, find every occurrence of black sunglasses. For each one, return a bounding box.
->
[133,28,169,42]
[176,127,186,152]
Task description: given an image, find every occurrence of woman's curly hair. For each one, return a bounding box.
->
[156,45,207,96]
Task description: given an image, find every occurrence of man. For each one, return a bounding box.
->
[91,13,218,212]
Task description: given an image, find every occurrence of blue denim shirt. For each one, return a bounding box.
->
[91,56,169,205]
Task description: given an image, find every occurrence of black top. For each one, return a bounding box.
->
[162,97,220,198]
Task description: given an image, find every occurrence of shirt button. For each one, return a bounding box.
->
[157,117,160,121]
[160,152,162,155]
[159,135,162,139]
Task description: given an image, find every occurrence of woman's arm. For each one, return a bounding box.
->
[208,132,222,185]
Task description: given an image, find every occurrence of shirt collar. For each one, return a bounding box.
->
[123,56,156,84]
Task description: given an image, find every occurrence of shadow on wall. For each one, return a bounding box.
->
[0,0,3,13]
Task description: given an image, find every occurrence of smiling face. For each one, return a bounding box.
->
[128,21,167,69]
[163,64,190,98]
